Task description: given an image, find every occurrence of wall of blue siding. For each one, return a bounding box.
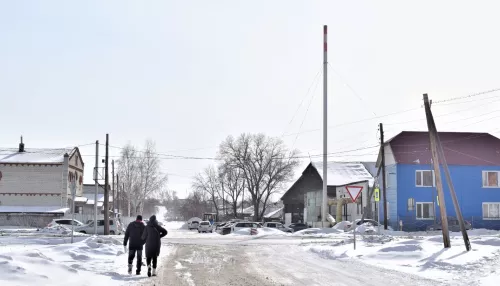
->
[397,164,500,230]
[378,164,398,229]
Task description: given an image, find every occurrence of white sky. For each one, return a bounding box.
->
[1,1,499,199]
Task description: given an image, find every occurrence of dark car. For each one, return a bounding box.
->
[287,223,309,233]
[426,217,472,232]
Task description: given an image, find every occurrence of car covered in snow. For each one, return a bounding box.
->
[75,218,124,235]
[47,219,84,228]
[263,222,291,232]
[198,221,213,233]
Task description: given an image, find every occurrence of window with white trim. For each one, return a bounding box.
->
[483,203,500,219]
[416,170,434,187]
[482,171,500,188]
[416,202,435,220]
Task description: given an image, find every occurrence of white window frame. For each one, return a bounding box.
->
[416,202,435,220]
[415,170,435,187]
[482,171,500,188]
[482,202,500,220]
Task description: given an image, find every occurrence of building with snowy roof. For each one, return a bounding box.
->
[281,161,375,226]
[0,138,84,226]
[377,131,500,231]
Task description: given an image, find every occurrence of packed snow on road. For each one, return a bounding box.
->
[1,221,500,286]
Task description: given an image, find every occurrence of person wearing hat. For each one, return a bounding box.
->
[124,215,146,275]
[141,215,168,277]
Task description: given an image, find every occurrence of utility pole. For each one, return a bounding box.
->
[112,160,115,218]
[321,24,328,227]
[423,94,451,248]
[94,141,99,235]
[380,123,388,229]
[116,174,120,216]
[104,134,110,235]
[424,94,470,251]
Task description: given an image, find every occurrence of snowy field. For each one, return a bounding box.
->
[1,220,500,285]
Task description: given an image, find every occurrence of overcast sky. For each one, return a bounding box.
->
[1,1,499,199]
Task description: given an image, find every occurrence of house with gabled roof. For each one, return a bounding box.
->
[0,138,85,226]
[281,161,375,226]
[377,131,500,230]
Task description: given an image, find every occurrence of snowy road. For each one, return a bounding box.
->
[136,230,443,286]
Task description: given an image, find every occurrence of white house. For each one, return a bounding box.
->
[0,138,84,224]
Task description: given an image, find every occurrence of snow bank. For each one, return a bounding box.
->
[228,227,288,237]
[332,221,351,231]
[293,228,344,238]
[0,235,138,286]
[163,221,186,230]
[304,232,500,283]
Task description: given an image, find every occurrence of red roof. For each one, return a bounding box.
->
[387,131,500,166]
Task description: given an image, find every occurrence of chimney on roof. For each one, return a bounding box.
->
[19,136,25,152]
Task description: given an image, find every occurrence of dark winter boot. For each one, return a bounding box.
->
[128,264,132,275]
[147,265,152,277]
[136,270,141,275]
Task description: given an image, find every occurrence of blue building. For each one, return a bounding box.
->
[376,131,500,231]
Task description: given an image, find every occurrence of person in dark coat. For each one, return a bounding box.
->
[124,215,146,275]
[141,215,168,277]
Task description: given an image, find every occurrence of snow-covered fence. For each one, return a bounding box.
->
[0,213,55,228]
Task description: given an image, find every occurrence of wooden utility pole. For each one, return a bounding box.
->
[104,134,110,235]
[380,123,388,229]
[425,94,471,251]
[112,160,115,217]
[116,174,120,216]
[423,94,451,248]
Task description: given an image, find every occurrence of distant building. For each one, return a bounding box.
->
[0,138,84,226]
[377,131,500,230]
[281,162,375,226]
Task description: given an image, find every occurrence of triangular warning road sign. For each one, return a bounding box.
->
[345,185,363,202]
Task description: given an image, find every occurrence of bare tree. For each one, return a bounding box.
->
[135,140,168,215]
[117,144,138,217]
[219,165,245,218]
[218,133,299,221]
[193,166,224,217]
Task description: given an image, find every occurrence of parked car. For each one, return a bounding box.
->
[286,223,309,233]
[263,222,291,232]
[188,220,200,230]
[75,218,124,235]
[231,222,261,232]
[426,217,472,232]
[47,219,84,228]
[344,219,380,232]
[198,221,214,233]
[218,223,235,235]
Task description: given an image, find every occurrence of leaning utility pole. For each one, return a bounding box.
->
[321,24,328,227]
[104,134,110,235]
[94,140,99,235]
[424,94,471,251]
[112,160,115,217]
[379,123,388,229]
[423,94,451,248]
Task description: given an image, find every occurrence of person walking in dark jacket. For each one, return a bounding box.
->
[141,215,168,277]
[124,215,146,275]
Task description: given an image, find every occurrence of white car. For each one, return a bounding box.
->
[198,221,213,233]
[231,222,261,232]
[75,219,124,235]
[188,220,200,230]
[263,222,291,232]
[47,219,84,228]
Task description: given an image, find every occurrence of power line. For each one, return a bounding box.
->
[431,88,500,105]
[281,66,323,137]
